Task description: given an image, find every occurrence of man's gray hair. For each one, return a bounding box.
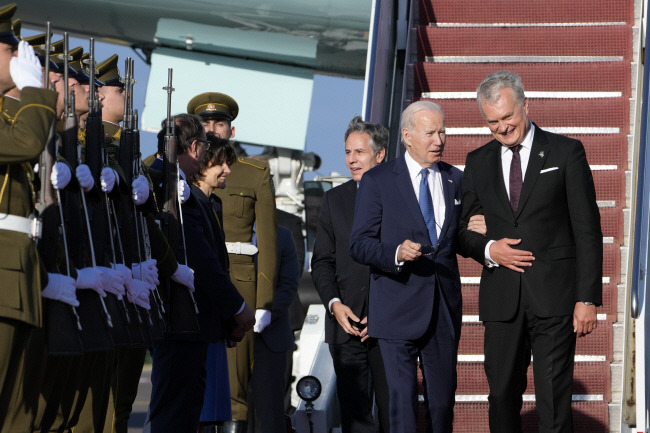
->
[400,101,445,146]
[344,116,389,155]
[477,70,526,115]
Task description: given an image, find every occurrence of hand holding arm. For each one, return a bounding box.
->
[468,214,487,236]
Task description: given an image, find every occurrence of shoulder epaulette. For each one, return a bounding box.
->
[237,157,267,170]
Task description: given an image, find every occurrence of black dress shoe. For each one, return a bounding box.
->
[221,420,247,433]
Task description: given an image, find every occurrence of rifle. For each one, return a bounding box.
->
[113,57,156,344]
[35,24,84,355]
[59,33,113,352]
[160,68,199,334]
[84,38,133,347]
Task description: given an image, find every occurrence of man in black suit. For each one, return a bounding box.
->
[146,114,255,433]
[311,116,390,433]
[249,224,300,433]
[459,70,602,433]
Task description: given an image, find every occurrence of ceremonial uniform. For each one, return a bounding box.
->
[0,7,58,432]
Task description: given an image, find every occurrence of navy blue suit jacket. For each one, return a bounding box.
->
[349,155,463,341]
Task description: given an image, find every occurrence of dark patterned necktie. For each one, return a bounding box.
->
[419,168,438,248]
[509,145,523,213]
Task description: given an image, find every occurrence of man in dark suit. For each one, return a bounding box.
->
[349,104,463,433]
[458,70,602,433]
[146,114,255,433]
[249,224,300,433]
[312,116,390,433]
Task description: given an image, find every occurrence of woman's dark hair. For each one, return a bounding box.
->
[190,133,237,184]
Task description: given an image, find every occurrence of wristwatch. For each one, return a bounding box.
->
[581,301,595,306]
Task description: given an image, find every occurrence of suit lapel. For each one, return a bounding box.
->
[488,143,513,217]
[342,180,357,227]
[439,163,455,242]
[394,156,427,233]
[515,126,548,219]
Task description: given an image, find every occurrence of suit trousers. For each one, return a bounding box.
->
[329,337,390,433]
[483,288,576,433]
[103,347,147,433]
[0,319,43,433]
[378,288,457,433]
[248,333,289,433]
[146,340,208,433]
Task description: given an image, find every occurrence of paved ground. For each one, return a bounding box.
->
[125,273,319,433]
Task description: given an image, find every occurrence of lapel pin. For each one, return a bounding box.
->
[448,179,453,183]
[538,151,544,158]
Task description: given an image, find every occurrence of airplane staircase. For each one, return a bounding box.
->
[400,0,640,431]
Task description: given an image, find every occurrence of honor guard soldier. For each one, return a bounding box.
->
[188,92,278,432]
[0,4,58,433]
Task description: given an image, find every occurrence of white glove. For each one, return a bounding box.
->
[42,273,79,307]
[131,259,159,287]
[10,41,43,90]
[131,175,150,205]
[254,309,272,333]
[76,164,94,192]
[100,167,118,193]
[178,179,190,204]
[75,267,107,297]
[95,266,125,297]
[75,267,125,297]
[170,264,194,293]
[128,279,152,310]
[51,162,72,190]
[111,263,134,296]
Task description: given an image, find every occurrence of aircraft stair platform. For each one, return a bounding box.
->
[398,0,639,431]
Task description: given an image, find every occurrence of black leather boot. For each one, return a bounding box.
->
[221,420,247,433]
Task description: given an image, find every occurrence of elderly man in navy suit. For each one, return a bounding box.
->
[349,102,463,433]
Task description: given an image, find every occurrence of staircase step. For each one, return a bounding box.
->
[416,98,629,132]
[443,400,609,433]
[454,361,610,398]
[443,133,627,170]
[417,26,631,61]
[461,283,618,319]
[418,0,633,25]
[458,322,614,359]
[414,62,630,97]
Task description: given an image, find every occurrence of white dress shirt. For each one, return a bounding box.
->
[484,122,535,264]
[394,152,446,266]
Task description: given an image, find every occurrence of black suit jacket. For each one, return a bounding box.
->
[458,124,603,321]
[311,180,371,344]
[171,185,244,342]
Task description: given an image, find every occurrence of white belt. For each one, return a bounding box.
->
[0,213,42,239]
[225,242,258,256]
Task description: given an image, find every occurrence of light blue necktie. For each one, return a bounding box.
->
[419,168,438,248]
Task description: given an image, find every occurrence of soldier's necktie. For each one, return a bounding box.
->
[419,168,438,248]
[509,145,523,213]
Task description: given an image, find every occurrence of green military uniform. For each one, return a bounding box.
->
[188,92,278,422]
[0,6,58,433]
